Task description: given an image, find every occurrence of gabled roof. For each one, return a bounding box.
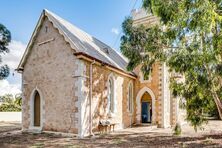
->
[131,9,159,27]
[17,9,135,77]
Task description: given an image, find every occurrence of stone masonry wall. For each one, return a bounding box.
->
[133,62,163,126]
[22,17,79,133]
[21,16,177,136]
[83,61,136,132]
[82,60,172,132]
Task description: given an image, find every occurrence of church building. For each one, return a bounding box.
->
[17,9,185,137]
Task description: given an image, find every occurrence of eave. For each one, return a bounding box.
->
[74,52,137,79]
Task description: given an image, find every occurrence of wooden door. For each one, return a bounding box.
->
[34,92,41,126]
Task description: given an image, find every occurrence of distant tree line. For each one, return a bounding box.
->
[0,23,11,80]
[0,94,22,112]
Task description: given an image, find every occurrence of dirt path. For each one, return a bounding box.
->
[0,121,222,147]
[0,131,222,148]
[0,121,21,133]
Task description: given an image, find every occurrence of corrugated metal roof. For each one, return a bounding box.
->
[44,9,131,74]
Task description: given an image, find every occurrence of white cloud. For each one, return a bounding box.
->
[0,80,21,96]
[0,40,26,96]
[2,40,26,70]
[111,28,119,35]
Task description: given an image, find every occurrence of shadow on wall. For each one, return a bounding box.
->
[91,64,108,131]
[80,65,107,134]
[80,37,132,132]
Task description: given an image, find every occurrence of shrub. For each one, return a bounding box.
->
[173,123,182,136]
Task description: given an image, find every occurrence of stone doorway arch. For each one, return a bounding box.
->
[136,87,156,124]
[34,91,41,126]
[29,88,45,131]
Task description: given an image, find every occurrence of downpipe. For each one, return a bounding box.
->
[89,60,96,136]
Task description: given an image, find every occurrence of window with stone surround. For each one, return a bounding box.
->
[128,82,133,113]
[108,77,115,113]
[139,71,152,83]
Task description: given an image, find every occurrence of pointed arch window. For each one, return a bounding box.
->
[34,91,41,127]
[128,83,133,113]
[108,77,115,113]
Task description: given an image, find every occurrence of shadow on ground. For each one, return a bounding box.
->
[0,131,222,148]
[0,121,222,147]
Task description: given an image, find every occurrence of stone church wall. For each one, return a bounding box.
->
[22,17,79,133]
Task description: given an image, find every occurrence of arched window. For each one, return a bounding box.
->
[34,91,41,126]
[139,72,152,83]
[108,77,115,113]
[30,88,44,131]
[128,83,133,113]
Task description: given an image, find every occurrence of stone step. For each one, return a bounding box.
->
[27,128,42,133]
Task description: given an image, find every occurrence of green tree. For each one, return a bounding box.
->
[0,94,22,112]
[121,0,222,130]
[0,24,11,80]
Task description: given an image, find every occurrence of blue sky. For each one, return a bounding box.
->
[0,0,142,95]
[1,0,142,48]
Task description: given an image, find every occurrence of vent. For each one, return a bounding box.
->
[103,47,109,54]
[45,26,48,33]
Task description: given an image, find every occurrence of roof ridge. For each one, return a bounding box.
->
[17,9,134,76]
[45,9,128,60]
[45,9,93,41]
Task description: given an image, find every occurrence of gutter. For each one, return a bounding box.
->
[74,52,137,79]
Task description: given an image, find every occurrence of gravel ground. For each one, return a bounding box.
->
[0,121,21,133]
[0,120,222,148]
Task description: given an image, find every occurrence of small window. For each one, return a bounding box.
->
[128,83,133,113]
[45,26,48,33]
[108,77,114,113]
[139,72,152,83]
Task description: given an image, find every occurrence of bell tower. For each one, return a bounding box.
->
[131,9,171,128]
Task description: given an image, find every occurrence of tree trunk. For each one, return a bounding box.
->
[212,92,222,120]
[204,65,222,119]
